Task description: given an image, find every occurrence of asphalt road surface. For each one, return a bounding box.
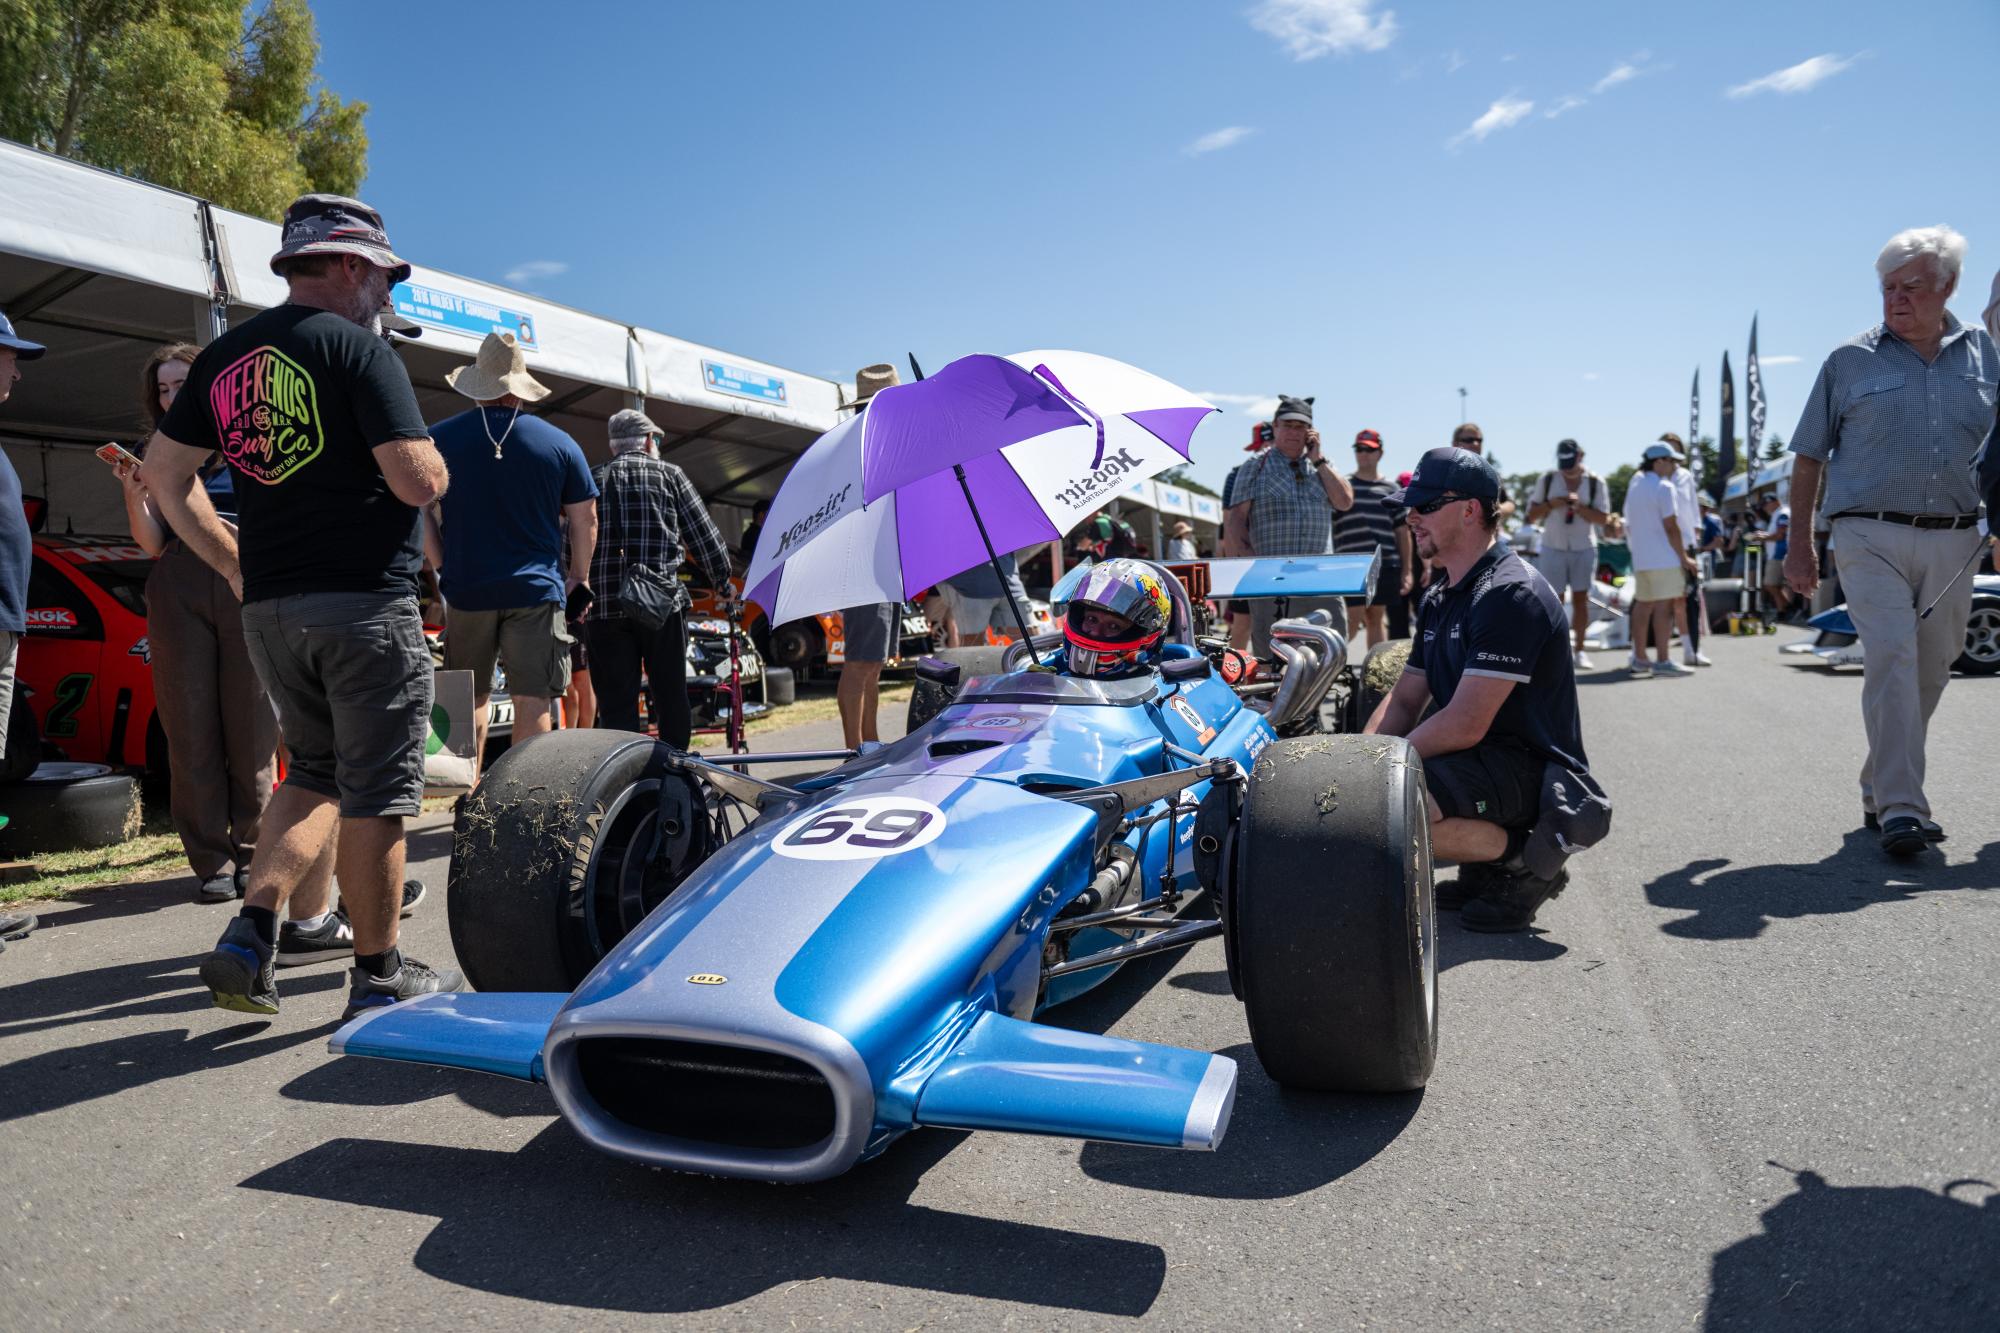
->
[3,635,1995,1330]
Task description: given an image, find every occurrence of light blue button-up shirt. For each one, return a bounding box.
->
[1788,314,1998,517]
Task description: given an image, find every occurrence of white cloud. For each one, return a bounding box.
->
[1250,0,1397,61]
[1758,354,1803,366]
[503,259,568,286]
[1544,95,1586,119]
[1185,126,1255,155]
[1727,53,1857,98]
[1449,96,1534,148]
[1198,391,1283,419]
[1445,49,1466,74]
[1593,63,1638,94]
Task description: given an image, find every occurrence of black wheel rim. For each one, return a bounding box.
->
[577,778,678,959]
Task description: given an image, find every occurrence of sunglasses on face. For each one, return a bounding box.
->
[1355,443,1382,452]
[1411,493,1469,515]
[1455,435,1483,446]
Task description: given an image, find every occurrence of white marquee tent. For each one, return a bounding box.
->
[0,140,843,536]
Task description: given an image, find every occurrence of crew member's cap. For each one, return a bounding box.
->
[1641,442,1677,462]
[446,331,549,402]
[1556,438,1582,466]
[1244,423,1272,452]
[608,408,663,449]
[1385,445,1501,509]
[269,194,411,284]
[0,309,46,360]
[1354,428,1382,449]
[1272,395,1313,425]
[848,363,899,411]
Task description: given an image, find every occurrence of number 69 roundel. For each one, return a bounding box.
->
[772,795,949,862]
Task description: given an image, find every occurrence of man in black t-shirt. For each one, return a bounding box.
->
[1333,428,1404,645]
[144,194,459,1020]
[1368,446,1592,932]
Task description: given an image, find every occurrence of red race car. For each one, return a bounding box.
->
[15,534,162,776]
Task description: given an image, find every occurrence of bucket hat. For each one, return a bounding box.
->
[446,331,550,402]
[269,194,411,283]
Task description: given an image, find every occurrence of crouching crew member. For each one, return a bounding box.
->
[1366,446,1608,932]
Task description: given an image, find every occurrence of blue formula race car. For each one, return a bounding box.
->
[328,555,1437,1182]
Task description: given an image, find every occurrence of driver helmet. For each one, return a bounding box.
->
[1063,558,1172,678]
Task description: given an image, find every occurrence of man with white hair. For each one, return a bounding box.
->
[1785,225,1998,856]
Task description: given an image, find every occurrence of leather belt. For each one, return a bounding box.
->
[1832,511,1979,530]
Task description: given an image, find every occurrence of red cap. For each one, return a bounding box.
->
[1354,429,1382,448]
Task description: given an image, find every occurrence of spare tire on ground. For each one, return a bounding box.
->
[1231,733,1437,1092]
[1353,638,1412,732]
[763,665,797,706]
[2,762,141,855]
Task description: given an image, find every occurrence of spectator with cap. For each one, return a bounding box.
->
[1217,423,1272,650]
[1333,427,1402,648]
[832,364,905,749]
[1754,491,1795,622]
[1220,395,1354,652]
[143,193,458,1019]
[1165,521,1197,562]
[1525,438,1612,669]
[1658,434,1713,667]
[116,342,279,902]
[1366,445,1598,932]
[1784,224,1997,855]
[0,308,41,949]
[1622,444,1699,677]
[425,330,599,771]
[586,408,733,747]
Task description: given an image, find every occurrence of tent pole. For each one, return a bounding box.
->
[953,462,1037,651]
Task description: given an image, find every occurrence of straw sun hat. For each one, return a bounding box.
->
[447,330,550,402]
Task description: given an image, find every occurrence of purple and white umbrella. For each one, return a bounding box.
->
[743,350,1215,627]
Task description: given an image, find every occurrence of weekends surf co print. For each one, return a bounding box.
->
[209,346,323,484]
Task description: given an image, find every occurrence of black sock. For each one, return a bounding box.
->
[356,946,400,980]
[1500,828,1531,869]
[239,905,278,948]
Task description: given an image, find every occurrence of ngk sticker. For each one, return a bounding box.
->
[26,608,78,629]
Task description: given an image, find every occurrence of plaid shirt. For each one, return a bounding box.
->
[587,452,732,622]
[1789,315,1999,518]
[1233,448,1336,556]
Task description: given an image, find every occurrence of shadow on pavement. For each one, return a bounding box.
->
[1647,829,2000,941]
[280,1055,555,1119]
[1439,918,1568,969]
[1704,1164,1999,1330]
[0,1015,339,1120]
[0,950,338,1038]
[1078,1041,1421,1199]
[242,1124,1167,1315]
[403,821,457,867]
[18,875,192,931]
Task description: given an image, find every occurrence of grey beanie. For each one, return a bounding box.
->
[1273,395,1314,424]
[608,408,661,450]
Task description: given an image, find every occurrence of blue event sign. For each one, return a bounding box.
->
[392,282,538,349]
[702,359,788,406]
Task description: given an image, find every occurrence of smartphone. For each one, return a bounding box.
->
[96,442,143,470]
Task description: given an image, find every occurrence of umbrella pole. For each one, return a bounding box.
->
[953,462,1039,651]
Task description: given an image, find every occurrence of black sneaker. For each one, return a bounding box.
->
[342,956,463,1020]
[1462,867,1570,933]
[1436,862,1505,912]
[1862,811,1944,842]
[399,878,427,918]
[199,917,279,1016]
[276,911,355,967]
[197,871,240,903]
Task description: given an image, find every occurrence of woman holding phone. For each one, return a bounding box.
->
[117,342,276,902]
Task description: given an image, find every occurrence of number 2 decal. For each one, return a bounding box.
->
[773,796,948,861]
[43,672,92,738]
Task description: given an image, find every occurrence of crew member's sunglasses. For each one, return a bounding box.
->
[1411,493,1469,515]
[1354,442,1382,452]
[1455,435,1483,445]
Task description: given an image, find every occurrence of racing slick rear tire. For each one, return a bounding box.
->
[1233,733,1437,1092]
[448,729,713,992]
[2,762,141,855]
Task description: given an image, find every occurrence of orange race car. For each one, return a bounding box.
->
[681,567,933,679]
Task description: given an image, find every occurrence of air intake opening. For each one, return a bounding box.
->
[575,1038,836,1151]
[928,738,1003,757]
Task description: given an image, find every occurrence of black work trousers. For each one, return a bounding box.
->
[587,613,691,748]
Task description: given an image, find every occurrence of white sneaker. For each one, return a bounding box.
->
[1573,650,1595,670]
[1683,649,1713,666]
[1627,656,1653,677]
[1652,658,1696,677]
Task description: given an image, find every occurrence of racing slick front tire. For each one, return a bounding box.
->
[448,729,713,992]
[1232,733,1437,1092]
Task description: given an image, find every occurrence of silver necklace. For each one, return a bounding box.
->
[481,403,521,459]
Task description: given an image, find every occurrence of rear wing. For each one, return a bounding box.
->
[1191,553,1380,602]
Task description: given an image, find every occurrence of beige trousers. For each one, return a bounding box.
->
[1833,517,1981,823]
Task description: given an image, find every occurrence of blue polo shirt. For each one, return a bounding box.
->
[1409,539,1588,774]
[432,407,598,611]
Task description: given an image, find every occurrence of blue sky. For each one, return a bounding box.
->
[316,0,2000,493]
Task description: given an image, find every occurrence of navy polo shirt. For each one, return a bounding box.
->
[432,408,598,611]
[1408,540,1588,774]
